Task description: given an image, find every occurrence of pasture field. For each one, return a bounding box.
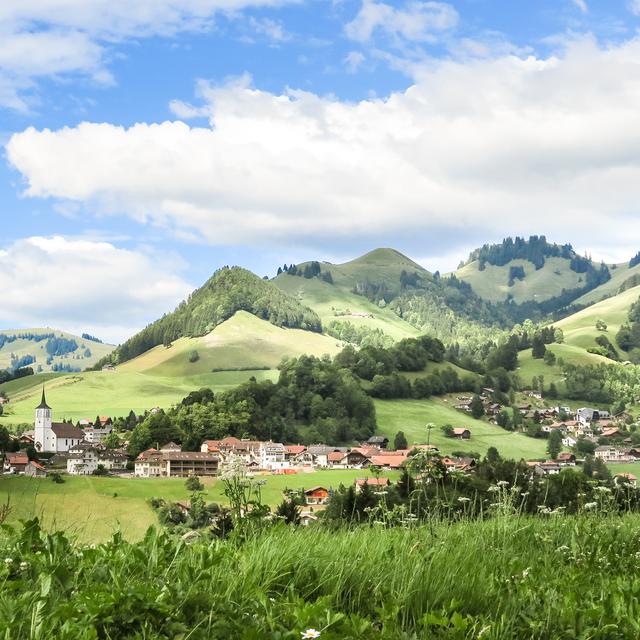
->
[575,261,640,305]
[0,469,396,542]
[455,256,583,303]
[375,398,547,459]
[0,368,279,426]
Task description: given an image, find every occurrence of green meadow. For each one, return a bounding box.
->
[375,398,547,459]
[0,469,397,543]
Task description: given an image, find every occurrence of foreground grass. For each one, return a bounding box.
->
[2,514,640,638]
[0,470,397,542]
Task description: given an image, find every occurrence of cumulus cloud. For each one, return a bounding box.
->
[572,0,588,13]
[629,0,640,16]
[345,0,458,44]
[0,0,296,110]
[0,236,193,342]
[7,37,640,259]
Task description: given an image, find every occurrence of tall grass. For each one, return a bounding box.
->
[2,514,640,638]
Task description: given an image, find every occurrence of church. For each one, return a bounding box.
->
[34,388,85,453]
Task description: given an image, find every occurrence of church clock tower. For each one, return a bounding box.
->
[34,387,54,452]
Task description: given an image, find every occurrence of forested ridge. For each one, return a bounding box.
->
[101,267,323,365]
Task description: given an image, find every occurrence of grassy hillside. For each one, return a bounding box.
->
[556,284,640,352]
[0,328,113,373]
[0,470,397,542]
[455,256,584,303]
[574,261,640,305]
[274,273,420,341]
[119,311,341,376]
[0,312,341,425]
[375,398,547,459]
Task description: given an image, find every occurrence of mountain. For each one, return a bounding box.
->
[104,266,323,365]
[0,328,114,374]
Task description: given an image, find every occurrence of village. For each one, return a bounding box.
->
[2,386,640,495]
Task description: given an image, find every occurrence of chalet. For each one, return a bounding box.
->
[441,456,476,472]
[524,390,543,399]
[517,404,532,414]
[452,428,471,440]
[304,487,329,505]
[366,436,389,449]
[601,428,621,439]
[3,453,29,473]
[628,448,640,460]
[299,512,319,526]
[327,451,346,467]
[66,443,128,475]
[355,477,391,492]
[24,460,47,477]
[369,454,407,469]
[307,445,348,468]
[531,461,562,476]
[557,452,576,466]
[542,423,568,434]
[101,364,116,371]
[284,445,306,461]
[594,446,632,463]
[562,436,577,448]
[615,472,638,487]
[333,450,371,468]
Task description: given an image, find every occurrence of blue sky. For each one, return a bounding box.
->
[2,0,640,341]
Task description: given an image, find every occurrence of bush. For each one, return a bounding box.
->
[49,472,64,484]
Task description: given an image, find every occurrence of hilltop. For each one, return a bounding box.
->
[454,236,611,310]
[102,266,322,366]
[0,328,113,374]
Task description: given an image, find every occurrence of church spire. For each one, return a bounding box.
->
[36,385,51,410]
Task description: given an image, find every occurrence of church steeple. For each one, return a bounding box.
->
[36,385,50,410]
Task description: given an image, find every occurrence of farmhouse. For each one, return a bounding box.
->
[3,452,29,473]
[25,460,47,477]
[354,477,391,492]
[594,446,632,463]
[452,428,471,439]
[366,436,389,449]
[34,388,85,453]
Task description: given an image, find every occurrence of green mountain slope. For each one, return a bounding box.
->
[574,261,640,306]
[106,266,322,365]
[0,328,114,373]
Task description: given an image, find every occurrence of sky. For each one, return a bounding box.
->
[3,0,640,343]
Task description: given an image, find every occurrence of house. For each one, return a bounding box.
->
[299,512,319,526]
[284,445,306,462]
[594,446,632,463]
[307,445,345,468]
[440,456,476,472]
[201,437,261,466]
[557,452,576,466]
[369,454,407,469]
[102,364,116,372]
[3,453,29,473]
[327,451,346,467]
[562,436,577,448]
[134,448,165,477]
[259,441,288,470]
[24,460,47,477]
[161,442,182,453]
[542,422,568,434]
[340,450,371,468]
[531,461,562,476]
[66,443,128,475]
[304,487,330,505]
[82,423,113,444]
[366,436,389,449]
[601,428,621,439]
[355,477,391,492]
[615,472,638,487]
[524,390,543,399]
[576,408,610,425]
[33,388,85,453]
[452,428,471,439]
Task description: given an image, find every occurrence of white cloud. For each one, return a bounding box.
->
[344,50,366,73]
[0,236,193,343]
[8,37,640,258]
[247,16,291,42]
[572,0,588,13]
[629,0,640,16]
[345,0,458,43]
[0,0,296,110]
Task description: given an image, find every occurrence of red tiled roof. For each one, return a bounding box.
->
[328,451,345,462]
[355,477,390,486]
[370,455,407,469]
[285,445,306,455]
[7,453,28,465]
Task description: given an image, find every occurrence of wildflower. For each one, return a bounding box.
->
[497,480,509,487]
[301,630,321,639]
[457,497,471,503]
[487,486,499,493]
[583,502,597,510]
[594,486,611,493]
[522,567,531,579]
[19,561,28,571]
[4,558,13,565]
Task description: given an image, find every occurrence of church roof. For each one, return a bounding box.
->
[36,387,51,410]
[51,423,85,439]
